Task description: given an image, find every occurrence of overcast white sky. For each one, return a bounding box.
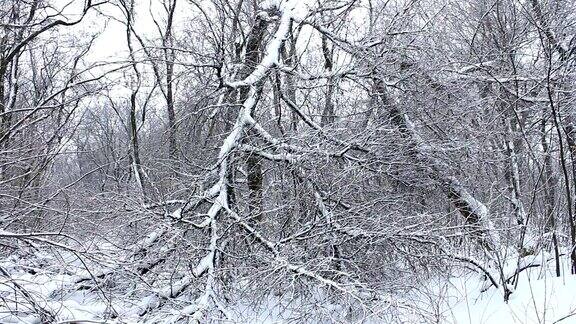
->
[53,0,366,66]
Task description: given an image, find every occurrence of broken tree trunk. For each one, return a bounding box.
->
[373,77,500,252]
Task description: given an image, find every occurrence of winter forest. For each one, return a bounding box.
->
[1,0,576,322]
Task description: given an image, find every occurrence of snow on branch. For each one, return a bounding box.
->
[169,2,297,314]
[223,205,361,297]
[225,2,296,88]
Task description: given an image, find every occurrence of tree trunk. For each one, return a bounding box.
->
[542,108,561,276]
[164,0,178,162]
[320,34,335,126]
[374,77,500,252]
[238,13,268,222]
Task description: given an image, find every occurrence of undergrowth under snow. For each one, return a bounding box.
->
[2,249,576,323]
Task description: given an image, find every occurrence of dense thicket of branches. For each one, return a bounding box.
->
[0,0,575,322]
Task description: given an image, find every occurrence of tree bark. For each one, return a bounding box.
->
[320,34,335,126]
[542,107,561,276]
[374,77,500,252]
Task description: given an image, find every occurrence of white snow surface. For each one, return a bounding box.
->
[2,249,576,323]
[417,268,576,324]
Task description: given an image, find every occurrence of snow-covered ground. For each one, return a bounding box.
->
[409,258,576,324]
[2,249,576,323]
[440,273,576,323]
